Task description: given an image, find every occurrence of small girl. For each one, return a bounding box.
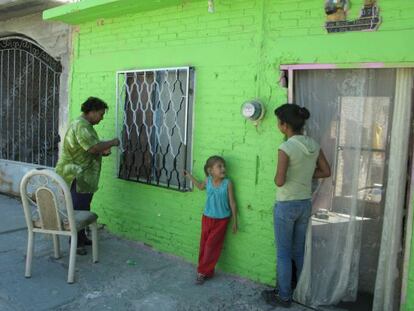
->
[184,156,237,285]
[262,104,331,308]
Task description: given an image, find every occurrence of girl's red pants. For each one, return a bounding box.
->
[197,215,229,277]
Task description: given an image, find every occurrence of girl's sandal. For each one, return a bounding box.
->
[195,273,207,285]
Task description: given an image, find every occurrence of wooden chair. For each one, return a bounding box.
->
[20,168,98,283]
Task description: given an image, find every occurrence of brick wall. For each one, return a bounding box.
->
[70,0,278,283]
[260,1,414,309]
[67,0,414,307]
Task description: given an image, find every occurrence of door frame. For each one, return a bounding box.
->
[401,92,414,308]
[280,62,414,309]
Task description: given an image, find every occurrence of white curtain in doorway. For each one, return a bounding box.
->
[373,68,413,311]
[292,68,405,308]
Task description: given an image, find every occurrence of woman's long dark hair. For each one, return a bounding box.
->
[274,103,310,133]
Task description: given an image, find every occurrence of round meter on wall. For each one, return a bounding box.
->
[241,100,265,122]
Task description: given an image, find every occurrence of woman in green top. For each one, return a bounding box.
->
[55,97,119,255]
[262,103,331,308]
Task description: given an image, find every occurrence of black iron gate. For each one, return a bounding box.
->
[0,36,61,167]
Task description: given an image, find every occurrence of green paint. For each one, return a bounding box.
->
[255,155,260,185]
[43,0,205,24]
[45,0,414,307]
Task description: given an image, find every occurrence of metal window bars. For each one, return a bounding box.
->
[0,37,61,167]
[116,67,194,191]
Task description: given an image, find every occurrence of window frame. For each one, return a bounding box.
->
[115,66,195,191]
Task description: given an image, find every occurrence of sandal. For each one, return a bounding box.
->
[261,289,291,308]
[195,273,207,285]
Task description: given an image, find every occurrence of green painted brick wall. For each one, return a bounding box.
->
[66,0,414,308]
[71,0,278,284]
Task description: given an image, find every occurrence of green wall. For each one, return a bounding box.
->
[59,0,414,308]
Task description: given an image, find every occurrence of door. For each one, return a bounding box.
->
[293,68,406,310]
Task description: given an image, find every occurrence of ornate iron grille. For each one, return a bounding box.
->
[116,67,195,191]
[0,37,61,167]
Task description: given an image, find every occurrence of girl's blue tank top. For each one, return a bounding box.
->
[203,176,231,219]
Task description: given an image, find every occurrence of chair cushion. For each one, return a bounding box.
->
[32,211,98,231]
[72,211,98,230]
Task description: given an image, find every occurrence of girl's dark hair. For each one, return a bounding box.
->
[204,155,226,176]
[81,97,109,114]
[274,103,310,132]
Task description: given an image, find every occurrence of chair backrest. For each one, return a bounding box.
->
[20,169,76,233]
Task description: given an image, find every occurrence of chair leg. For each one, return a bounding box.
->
[90,222,99,263]
[52,235,61,259]
[68,233,77,284]
[25,231,35,278]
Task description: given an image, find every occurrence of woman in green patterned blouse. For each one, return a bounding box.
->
[56,97,119,255]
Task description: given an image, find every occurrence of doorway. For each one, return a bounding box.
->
[287,67,413,311]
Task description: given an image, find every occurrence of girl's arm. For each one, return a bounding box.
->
[275,150,289,187]
[228,181,238,234]
[313,150,331,179]
[183,170,206,190]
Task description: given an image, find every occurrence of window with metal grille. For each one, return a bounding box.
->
[116,67,195,191]
[0,37,61,167]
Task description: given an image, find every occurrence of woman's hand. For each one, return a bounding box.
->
[111,138,120,147]
[313,150,331,179]
[102,149,111,156]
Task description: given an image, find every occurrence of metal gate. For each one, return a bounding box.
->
[0,36,61,167]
